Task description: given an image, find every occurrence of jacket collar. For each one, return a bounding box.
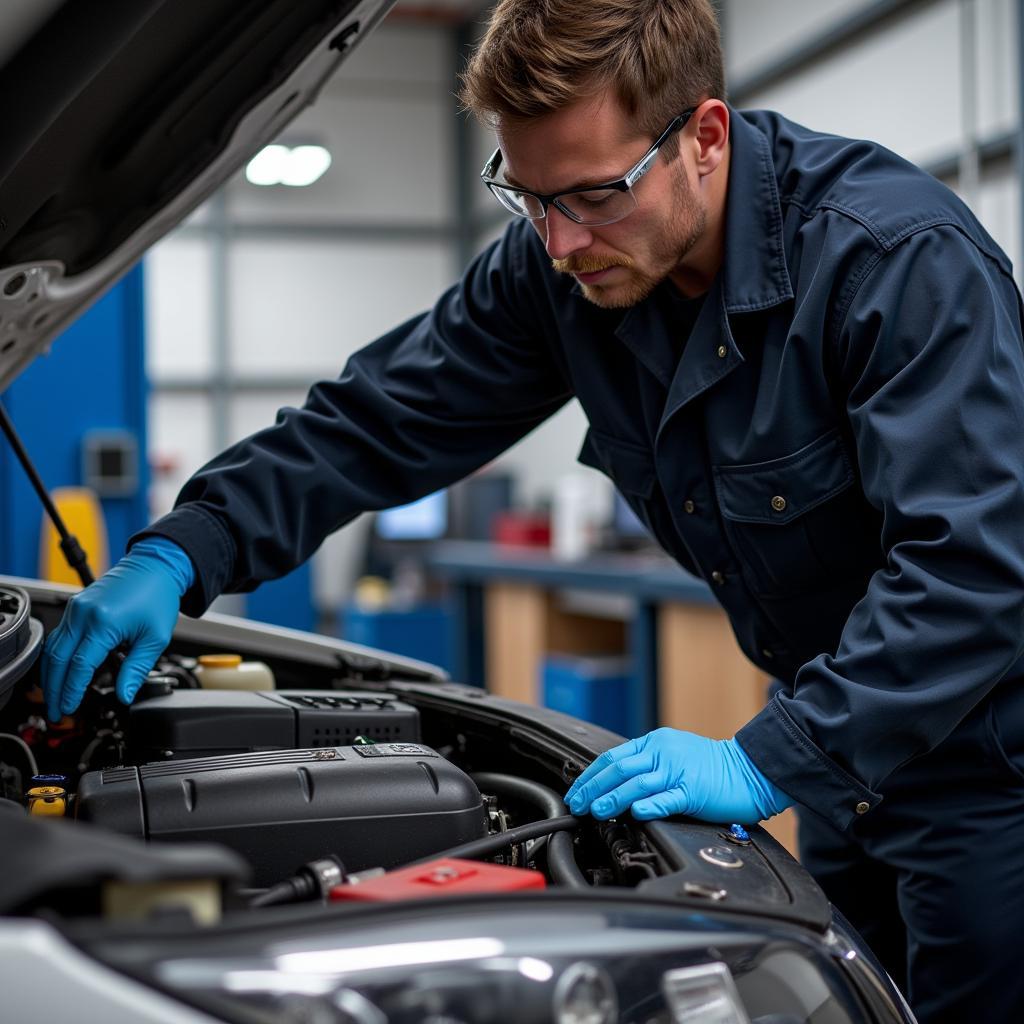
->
[600,111,793,429]
[604,105,794,335]
[606,109,792,412]
[719,107,794,313]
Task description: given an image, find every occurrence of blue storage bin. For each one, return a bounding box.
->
[341,603,453,674]
[542,654,634,735]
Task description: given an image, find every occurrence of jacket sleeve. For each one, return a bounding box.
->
[133,221,572,615]
[737,225,1024,830]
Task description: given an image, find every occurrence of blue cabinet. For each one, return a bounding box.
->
[542,654,636,735]
[341,602,454,674]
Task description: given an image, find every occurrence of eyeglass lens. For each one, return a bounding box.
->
[492,185,639,225]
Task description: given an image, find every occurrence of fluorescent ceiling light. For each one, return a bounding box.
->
[245,144,331,187]
[280,145,332,186]
[245,145,290,186]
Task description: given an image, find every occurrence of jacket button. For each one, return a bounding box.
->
[716,345,728,358]
[711,570,725,585]
[683,500,695,514]
[771,495,787,512]
[855,801,870,815]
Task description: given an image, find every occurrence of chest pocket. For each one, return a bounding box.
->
[578,428,656,498]
[713,429,879,597]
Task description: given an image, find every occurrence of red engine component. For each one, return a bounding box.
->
[330,857,546,902]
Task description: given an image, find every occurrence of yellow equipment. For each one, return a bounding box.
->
[39,486,109,585]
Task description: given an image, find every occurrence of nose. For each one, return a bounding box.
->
[541,206,594,261]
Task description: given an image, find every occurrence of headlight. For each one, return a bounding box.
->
[662,962,750,1023]
[99,901,909,1024]
[553,962,617,1024]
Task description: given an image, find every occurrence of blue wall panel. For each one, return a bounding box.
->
[245,561,317,634]
[0,267,149,578]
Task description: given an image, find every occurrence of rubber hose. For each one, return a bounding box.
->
[409,814,580,866]
[249,876,313,908]
[471,772,590,889]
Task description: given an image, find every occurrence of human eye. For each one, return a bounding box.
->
[575,189,617,207]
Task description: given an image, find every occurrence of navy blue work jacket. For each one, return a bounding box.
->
[144,109,1024,831]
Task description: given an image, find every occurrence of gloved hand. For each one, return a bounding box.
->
[42,538,195,721]
[564,727,793,824]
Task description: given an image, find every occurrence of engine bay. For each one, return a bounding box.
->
[0,581,657,917]
[0,579,831,935]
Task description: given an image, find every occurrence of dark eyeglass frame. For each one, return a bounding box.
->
[480,108,697,225]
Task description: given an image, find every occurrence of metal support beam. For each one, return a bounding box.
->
[452,20,477,274]
[208,192,232,451]
[179,220,455,244]
[924,130,1016,182]
[1018,0,1024,273]
[729,0,938,104]
[156,376,320,394]
[958,0,980,210]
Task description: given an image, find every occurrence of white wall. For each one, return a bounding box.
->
[144,18,460,611]
[225,237,450,377]
[226,94,452,228]
[734,0,964,167]
[977,161,1021,270]
[725,0,1021,273]
[976,0,1019,139]
[147,393,213,521]
[145,236,214,381]
[723,0,879,76]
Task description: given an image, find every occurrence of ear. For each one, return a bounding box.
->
[691,99,729,178]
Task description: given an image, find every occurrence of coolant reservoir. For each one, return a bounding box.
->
[27,786,67,816]
[193,654,275,691]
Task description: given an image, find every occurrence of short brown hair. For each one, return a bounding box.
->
[459,0,725,153]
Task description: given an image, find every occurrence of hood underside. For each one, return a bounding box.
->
[0,0,394,393]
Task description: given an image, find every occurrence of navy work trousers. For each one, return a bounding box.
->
[797,682,1024,1023]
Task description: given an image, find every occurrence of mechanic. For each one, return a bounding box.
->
[42,1,1024,1019]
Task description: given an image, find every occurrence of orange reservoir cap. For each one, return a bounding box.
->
[330,858,546,902]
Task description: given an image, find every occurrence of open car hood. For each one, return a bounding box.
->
[0,0,394,393]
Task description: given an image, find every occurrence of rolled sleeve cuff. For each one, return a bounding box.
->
[129,504,238,618]
[735,695,882,832]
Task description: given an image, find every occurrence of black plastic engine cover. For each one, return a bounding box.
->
[127,689,420,762]
[76,744,486,885]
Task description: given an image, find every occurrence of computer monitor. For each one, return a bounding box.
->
[611,491,653,548]
[375,490,448,542]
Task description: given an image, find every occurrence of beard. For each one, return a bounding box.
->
[552,175,706,309]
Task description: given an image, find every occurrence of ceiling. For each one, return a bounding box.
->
[390,0,490,24]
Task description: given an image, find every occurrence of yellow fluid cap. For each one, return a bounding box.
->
[27,786,66,799]
[198,654,243,668]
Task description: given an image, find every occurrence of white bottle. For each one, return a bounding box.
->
[552,474,594,561]
[193,654,275,691]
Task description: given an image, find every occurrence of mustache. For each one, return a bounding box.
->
[551,253,634,275]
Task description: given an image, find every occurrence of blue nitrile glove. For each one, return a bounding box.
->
[564,728,793,824]
[41,537,195,720]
